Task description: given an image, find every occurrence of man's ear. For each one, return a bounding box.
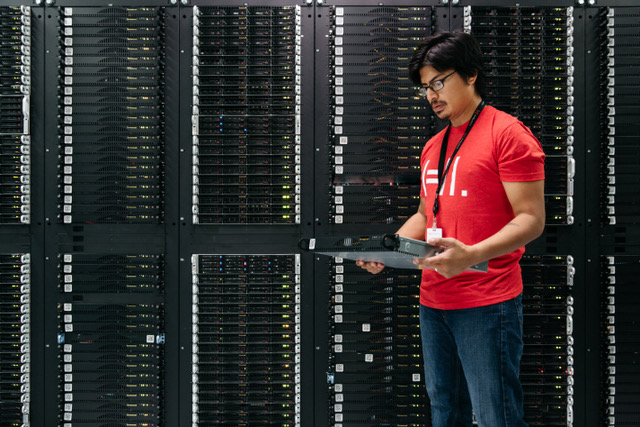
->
[466,71,478,86]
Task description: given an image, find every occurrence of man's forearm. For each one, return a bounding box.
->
[396,212,429,240]
[465,179,546,266]
[467,212,545,266]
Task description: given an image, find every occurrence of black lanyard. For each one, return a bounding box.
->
[432,100,485,225]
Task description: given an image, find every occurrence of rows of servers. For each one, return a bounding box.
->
[467,5,576,226]
[0,254,30,426]
[0,5,30,224]
[58,253,165,427]
[328,6,433,226]
[191,254,301,426]
[0,1,637,426]
[327,261,428,426]
[600,256,640,426]
[520,255,575,426]
[598,7,639,227]
[191,5,302,224]
[57,6,166,224]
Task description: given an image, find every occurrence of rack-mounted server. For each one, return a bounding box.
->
[0,5,30,225]
[328,6,435,226]
[327,261,429,426]
[191,6,302,225]
[598,7,640,227]
[325,253,574,426]
[57,253,165,427]
[600,255,640,426]
[0,253,30,427]
[57,7,166,224]
[521,255,575,426]
[466,5,576,226]
[191,254,301,426]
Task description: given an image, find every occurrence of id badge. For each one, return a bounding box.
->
[427,227,442,241]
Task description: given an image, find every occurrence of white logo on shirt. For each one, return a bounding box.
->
[422,157,467,197]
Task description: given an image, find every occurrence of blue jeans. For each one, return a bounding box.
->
[419,294,527,427]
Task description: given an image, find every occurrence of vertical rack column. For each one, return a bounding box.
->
[597,6,640,426]
[463,5,580,426]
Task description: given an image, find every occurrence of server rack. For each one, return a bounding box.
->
[595,4,640,426]
[0,0,637,426]
[0,5,31,427]
[35,2,181,425]
[520,255,575,426]
[191,5,303,225]
[465,5,578,425]
[57,253,165,426]
[0,253,30,426]
[56,6,166,225]
[191,254,301,425]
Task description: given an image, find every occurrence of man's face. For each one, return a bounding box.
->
[419,65,478,126]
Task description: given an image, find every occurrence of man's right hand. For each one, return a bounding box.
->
[355,260,385,274]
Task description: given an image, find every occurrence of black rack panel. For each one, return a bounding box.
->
[326,260,429,426]
[0,5,30,224]
[521,255,575,426]
[328,6,436,226]
[57,6,166,225]
[191,6,302,225]
[57,253,165,427]
[467,5,576,226]
[191,254,301,426]
[0,253,30,426]
[600,255,640,426]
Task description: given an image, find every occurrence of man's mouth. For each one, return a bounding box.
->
[432,102,445,113]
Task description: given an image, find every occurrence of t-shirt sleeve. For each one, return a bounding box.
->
[496,121,546,182]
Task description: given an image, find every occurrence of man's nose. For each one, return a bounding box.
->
[426,89,438,103]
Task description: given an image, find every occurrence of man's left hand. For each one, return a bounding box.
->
[413,237,479,278]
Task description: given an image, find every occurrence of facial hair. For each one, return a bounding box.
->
[431,101,449,121]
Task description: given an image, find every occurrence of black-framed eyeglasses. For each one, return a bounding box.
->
[415,70,457,98]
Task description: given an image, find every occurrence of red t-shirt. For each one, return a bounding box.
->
[419,105,545,309]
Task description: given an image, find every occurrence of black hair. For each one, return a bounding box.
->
[408,31,487,99]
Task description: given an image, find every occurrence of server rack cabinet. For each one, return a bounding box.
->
[180,1,315,426]
[589,3,640,426]
[315,1,585,426]
[313,3,447,426]
[36,1,181,425]
[0,4,39,427]
[314,2,450,238]
[454,2,585,426]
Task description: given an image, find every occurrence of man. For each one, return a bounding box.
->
[357,31,545,426]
